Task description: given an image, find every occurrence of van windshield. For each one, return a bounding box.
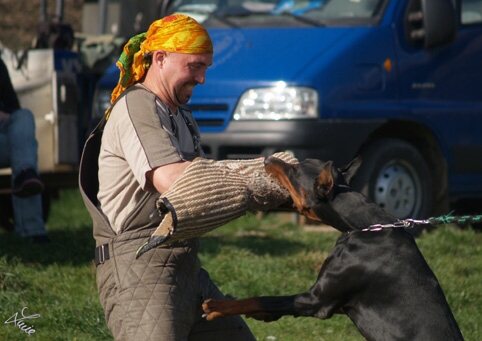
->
[169,0,388,27]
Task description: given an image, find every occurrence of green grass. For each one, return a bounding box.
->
[1,189,481,340]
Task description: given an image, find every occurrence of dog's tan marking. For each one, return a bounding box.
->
[266,163,321,221]
[266,163,306,210]
[317,161,334,195]
[202,298,263,321]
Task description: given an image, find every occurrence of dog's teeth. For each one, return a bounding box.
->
[202,313,207,318]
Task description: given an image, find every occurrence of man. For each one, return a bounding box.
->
[0,56,50,243]
[79,14,256,340]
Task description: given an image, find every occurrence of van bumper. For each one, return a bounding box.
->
[200,119,385,164]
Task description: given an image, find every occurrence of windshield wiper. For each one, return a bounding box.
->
[177,8,241,28]
[279,11,326,27]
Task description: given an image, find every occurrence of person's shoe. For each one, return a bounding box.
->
[28,234,52,244]
[12,168,44,198]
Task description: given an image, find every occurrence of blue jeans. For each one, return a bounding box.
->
[0,109,47,237]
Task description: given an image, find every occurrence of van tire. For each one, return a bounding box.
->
[351,138,432,235]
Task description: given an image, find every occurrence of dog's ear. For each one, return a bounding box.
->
[339,157,362,185]
[316,161,334,197]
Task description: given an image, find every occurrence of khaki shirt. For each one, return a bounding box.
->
[98,85,202,234]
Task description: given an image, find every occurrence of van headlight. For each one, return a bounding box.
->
[233,84,318,120]
[92,88,113,119]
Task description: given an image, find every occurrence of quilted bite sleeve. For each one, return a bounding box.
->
[136,152,297,257]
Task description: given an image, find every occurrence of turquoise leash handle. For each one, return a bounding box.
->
[428,212,482,226]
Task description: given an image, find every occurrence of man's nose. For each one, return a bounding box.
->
[195,71,207,85]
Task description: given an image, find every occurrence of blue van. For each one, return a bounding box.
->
[92,0,482,221]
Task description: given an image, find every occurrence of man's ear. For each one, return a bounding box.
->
[316,161,334,197]
[339,157,362,185]
[152,50,167,68]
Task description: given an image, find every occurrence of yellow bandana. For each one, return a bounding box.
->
[107,14,213,117]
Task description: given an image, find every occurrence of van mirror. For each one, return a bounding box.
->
[405,0,457,49]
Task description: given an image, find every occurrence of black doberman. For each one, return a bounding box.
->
[202,157,463,341]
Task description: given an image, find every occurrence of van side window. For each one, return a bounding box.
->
[317,0,383,18]
[462,0,482,24]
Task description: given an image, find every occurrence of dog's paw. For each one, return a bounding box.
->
[202,297,272,321]
[202,299,228,321]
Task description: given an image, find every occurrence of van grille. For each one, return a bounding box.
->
[188,103,229,127]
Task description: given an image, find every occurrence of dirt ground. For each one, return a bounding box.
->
[0,0,83,51]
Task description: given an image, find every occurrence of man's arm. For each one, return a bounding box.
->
[146,161,191,194]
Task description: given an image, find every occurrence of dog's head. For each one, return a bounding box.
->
[264,156,362,232]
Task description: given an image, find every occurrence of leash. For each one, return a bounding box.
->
[362,212,482,232]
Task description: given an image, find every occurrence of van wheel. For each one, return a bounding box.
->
[351,138,432,235]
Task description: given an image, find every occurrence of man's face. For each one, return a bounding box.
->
[159,51,213,109]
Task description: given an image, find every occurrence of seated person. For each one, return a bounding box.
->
[0,56,50,243]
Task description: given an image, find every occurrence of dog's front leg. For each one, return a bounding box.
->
[202,296,294,321]
[202,297,265,321]
[202,240,356,322]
